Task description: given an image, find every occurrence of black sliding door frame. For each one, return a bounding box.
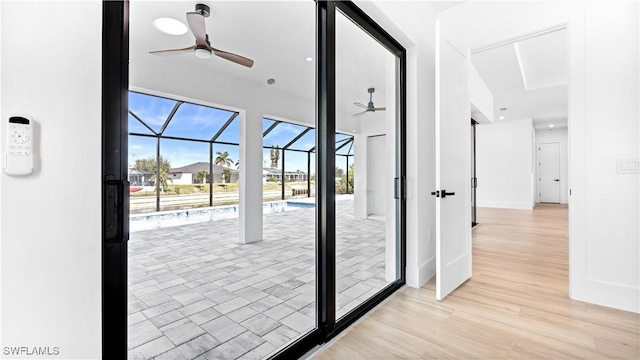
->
[102,0,405,358]
[102,1,129,359]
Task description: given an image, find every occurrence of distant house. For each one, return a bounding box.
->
[128,168,153,186]
[169,162,239,184]
[263,167,308,182]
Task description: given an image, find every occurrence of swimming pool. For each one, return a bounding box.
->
[129,200,315,232]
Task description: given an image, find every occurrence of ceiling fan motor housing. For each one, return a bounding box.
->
[196,3,210,18]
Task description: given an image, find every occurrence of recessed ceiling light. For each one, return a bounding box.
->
[499,107,508,111]
[499,116,505,120]
[153,17,188,36]
[305,57,313,62]
[549,124,554,128]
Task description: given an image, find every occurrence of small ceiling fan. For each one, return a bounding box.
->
[353,88,386,116]
[149,4,254,68]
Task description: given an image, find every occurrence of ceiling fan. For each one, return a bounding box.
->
[149,4,254,68]
[353,88,386,116]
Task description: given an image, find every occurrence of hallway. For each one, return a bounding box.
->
[315,204,640,359]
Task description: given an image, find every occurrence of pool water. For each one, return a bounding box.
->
[130,201,314,232]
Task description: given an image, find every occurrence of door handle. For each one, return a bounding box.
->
[554,179,560,182]
[431,190,455,198]
[441,190,455,198]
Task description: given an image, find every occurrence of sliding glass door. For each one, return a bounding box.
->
[333,7,403,321]
[103,1,405,359]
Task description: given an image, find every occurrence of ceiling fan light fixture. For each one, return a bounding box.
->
[194,47,212,59]
[152,17,188,36]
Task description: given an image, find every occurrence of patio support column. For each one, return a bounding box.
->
[353,134,367,219]
[239,109,263,244]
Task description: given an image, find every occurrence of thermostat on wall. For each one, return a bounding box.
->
[3,115,35,176]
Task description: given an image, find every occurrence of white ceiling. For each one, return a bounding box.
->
[471,28,568,129]
[129,1,391,135]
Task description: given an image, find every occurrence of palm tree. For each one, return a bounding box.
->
[195,170,208,184]
[215,151,233,168]
[221,169,232,184]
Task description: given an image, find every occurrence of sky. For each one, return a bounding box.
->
[128,92,353,173]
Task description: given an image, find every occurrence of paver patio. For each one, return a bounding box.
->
[127,199,389,360]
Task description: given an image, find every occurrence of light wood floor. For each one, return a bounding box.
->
[314,204,640,359]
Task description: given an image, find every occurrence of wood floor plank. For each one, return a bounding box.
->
[313,204,640,359]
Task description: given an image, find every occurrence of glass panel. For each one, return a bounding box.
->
[263,122,308,148]
[336,137,354,155]
[128,112,154,135]
[288,128,315,151]
[163,102,235,141]
[128,91,178,133]
[160,138,210,211]
[212,143,240,206]
[129,1,315,358]
[215,116,239,144]
[285,150,313,198]
[263,118,276,133]
[334,9,399,320]
[128,135,158,213]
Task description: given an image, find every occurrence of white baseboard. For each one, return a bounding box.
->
[571,278,640,313]
[477,201,533,210]
[406,256,435,288]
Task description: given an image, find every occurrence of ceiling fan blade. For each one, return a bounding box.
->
[186,12,207,46]
[353,110,368,116]
[149,45,196,57]
[373,107,386,111]
[353,102,367,108]
[210,47,254,68]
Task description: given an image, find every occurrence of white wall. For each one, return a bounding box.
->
[366,136,386,216]
[536,127,568,204]
[469,62,493,124]
[476,119,534,209]
[0,1,102,358]
[440,1,640,313]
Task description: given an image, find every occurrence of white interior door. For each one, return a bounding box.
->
[538,142,561,203]
[435,26,472,300]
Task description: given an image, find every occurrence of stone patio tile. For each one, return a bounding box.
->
[262,325,302,349]
[129,336,174,360]
[128,319,163,349]
[155,334,219,360]
[201,316,247,343]
[159,318,206,346]
[149,309,185,328]
[128,311,147,326]
[179,298,217,317]
[189,307,223,326]
[214,297,250,314]
[173,289,207,306]
[279,312,314,334]
[202,331,264,360]
[237,341,277,360]
[142,300,183,319]
[239,314,281,337]
[227,306,259,323]
[262,303,295,321]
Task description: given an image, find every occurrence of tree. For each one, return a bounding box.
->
[151,168,172,192]
[195,170,208,184]
[221,169,232,184]
[133,156,172,191]
[269,146,280,168]
[335,167,344,178]
[215,151,233,168]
